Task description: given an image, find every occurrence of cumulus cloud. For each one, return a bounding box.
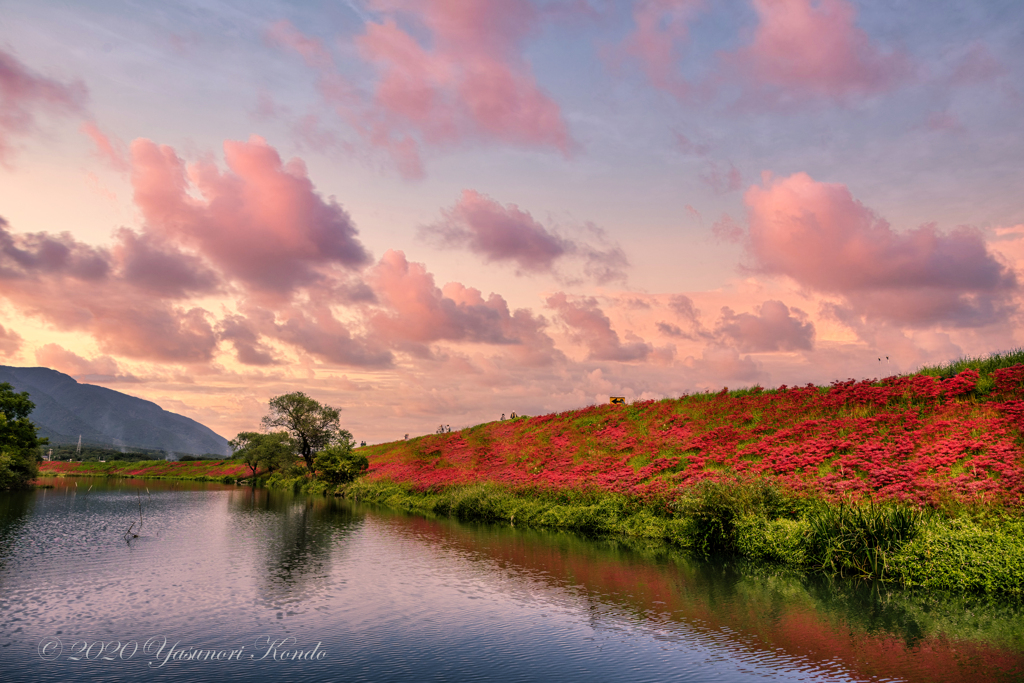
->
[421,189,628,282]
[744,172,1018,326]
[367,250,561,365]
[268,1,571,178]
[266,305,394,367]
[715,300,814,352]
[657,294,711,340]
[0,49,86,161]
[547,292,652,361]
[0,323,22,357]
[111,228,220,298]
[424,189,565,271]
[217,314,279,366]
[0,217,219,363]
[131,136,370,295]
[0,217,108,281]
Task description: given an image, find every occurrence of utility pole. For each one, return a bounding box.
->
[76,435,82,458]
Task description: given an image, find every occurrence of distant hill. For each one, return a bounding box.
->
[0,366,230,457]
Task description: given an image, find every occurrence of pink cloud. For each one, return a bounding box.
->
[131,135,370,295]
[724,0,912,104]
[84,304,218,364]
[265,20,333,69]
[260,305,393,367]
[0,217,219,362]
[111,228,220,298]
[34,343,139,382]
[547,292,652,361]
[424,189,566,271]
[0,323,22,356]
[421,189,628,282]
[0,49,86,161]
[80,121,129,171]
[689,345,764,383]
[216,314,278,366]
[620,0,704,96]
[0,216,109,280]
[745,172,1017,325]
[619,0,911,106]
[269,1,572,178]
[657,294,710,340]
[368,250,560,365]
[714,300,814,352]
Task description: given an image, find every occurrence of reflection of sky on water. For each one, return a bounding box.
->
[0,478,1020,682]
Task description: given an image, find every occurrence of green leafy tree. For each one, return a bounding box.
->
[312,440,368,485]
[261,392,350,472]
[0,383,45,490]
[229,431,296,478]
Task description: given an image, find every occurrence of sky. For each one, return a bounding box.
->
[1,0,1022,445]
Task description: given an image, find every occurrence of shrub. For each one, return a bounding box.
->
[313,445,369,485]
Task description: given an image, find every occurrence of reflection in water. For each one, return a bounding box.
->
[226,487,363,610]
[0,478,1018,683]
[353,504,1024,683]
[0,490,31,574]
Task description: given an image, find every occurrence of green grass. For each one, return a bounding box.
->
[917,347,1024,380]
[339,476,1024,597]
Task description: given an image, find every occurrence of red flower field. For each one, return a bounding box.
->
[361,366,1024,506]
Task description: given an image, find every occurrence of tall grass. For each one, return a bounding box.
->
[917,347,1024,380]
[805,502,926,580]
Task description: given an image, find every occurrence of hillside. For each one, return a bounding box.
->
[0,366,230,457]
[360,364,1024,506]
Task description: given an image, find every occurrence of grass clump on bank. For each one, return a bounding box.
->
[344,476,1024,597]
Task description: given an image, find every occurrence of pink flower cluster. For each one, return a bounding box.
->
[364,367,1024,505]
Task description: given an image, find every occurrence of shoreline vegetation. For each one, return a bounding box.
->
[38,459,251,482]
[32,350,1024,597]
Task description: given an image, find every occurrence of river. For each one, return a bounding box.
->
[0,477,1021,682]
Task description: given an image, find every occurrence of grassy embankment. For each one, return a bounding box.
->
[346,350,1024,596]
[38,458,250,483]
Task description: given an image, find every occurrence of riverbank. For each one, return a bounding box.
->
[343,358,1024,595]
[345,477,1024,596]
[37,459,251,482]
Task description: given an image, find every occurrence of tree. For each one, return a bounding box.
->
[261,392,350,472]
[0,383,45,490]
[229,431,296,478]
[312,441,367,485]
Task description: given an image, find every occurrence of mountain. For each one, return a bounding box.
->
[0,366,231,457]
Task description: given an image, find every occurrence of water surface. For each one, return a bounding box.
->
[1,478,1021,682]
